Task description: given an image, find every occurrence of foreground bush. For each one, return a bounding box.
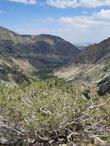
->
[0,78,110,146]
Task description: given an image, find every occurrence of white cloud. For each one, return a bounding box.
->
[8,0,37,4]
[46,0,110,8]
[59,9,110,28]
[79,0,110,7]
[46,0,78,8]
[57,9,110,43]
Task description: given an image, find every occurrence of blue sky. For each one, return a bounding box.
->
[0,0,110,44]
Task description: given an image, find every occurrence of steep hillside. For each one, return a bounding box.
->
[74,37,110,64]
[0,27,80,71]
[0,26,28,43]
[55,53,110,83]
[55,38,110,95]
[0,54,35,85]
[22,34,80,72]
[0,26,80,84]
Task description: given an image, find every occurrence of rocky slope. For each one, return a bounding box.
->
[55,53,110,82]
[55,37,110,95]
[0,27,80,70]
[0,26,80,84]
[74,37,110,64]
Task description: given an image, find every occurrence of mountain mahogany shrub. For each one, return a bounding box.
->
[0,79,110,145]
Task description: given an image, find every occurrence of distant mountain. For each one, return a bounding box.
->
[75,43,93,50]
[0,26,80,84]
